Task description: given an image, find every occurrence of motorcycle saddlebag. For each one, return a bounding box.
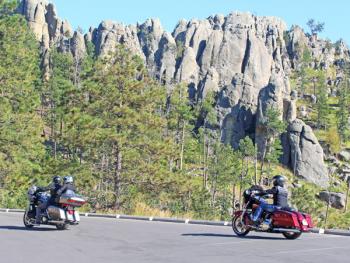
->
[47,206,66,221]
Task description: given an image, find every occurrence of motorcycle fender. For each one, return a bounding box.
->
[59,208,67,220]
[234,210,243,217]
[74,211,80,222]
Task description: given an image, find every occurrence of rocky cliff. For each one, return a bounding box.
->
[18,0,350,187]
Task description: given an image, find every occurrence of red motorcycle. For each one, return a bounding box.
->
[232,188,313,239]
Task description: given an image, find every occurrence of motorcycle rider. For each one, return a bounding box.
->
[250,175,289,225]
[57,176,76,197]
[35,176,62,224]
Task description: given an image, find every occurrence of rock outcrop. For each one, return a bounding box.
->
[282,119,329,187]
[255,71,291,157]
[17,0,73,50]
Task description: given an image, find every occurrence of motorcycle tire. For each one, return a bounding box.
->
[23,211,34,229]
[232,215,250,237]
[282,231,302,240]
[56,223,69,230]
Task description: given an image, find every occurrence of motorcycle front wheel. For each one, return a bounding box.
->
[282,231,302,240]
[232,215,250,237]
[23,211,34,228]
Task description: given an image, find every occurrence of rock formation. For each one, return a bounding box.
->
[282,119,329,187]
[17,0,350,187]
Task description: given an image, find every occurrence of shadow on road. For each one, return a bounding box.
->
[0,225,56,231]
[182,233,285,240]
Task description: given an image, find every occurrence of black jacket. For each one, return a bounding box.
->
[57,183,76,196]
[264,186,288,208]
[37,183,62,199]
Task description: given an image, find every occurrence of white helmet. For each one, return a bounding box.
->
[63,176,73,184]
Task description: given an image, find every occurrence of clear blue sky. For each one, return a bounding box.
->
[51,0,349,44]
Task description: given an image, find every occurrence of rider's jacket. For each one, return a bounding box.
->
[264,186,288,208]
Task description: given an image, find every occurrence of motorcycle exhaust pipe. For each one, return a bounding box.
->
[272,228,301,233]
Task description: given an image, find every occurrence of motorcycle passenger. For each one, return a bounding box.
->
[57,176,76,197]
[35,176,62,224]
[250,175,289,224]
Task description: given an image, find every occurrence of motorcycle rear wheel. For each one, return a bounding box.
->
[232,215,250,237]
[282,231,302,240]
[56,223,69,230]
[23,211,34,228]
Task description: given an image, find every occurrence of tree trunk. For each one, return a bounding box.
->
[259,147,267,185]
[345,181,350,213]
[232,184,236,212]
[254,146,258,185]
[239,157,244,209]
[203,121,207,188]
[180,121,186,170]
[204,141,210,189]
[113,143,122,210]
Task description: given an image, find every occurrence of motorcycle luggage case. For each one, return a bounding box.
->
[59,195,86,207]
[47,206,66,220]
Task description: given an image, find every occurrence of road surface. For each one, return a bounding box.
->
[0,213,349,263]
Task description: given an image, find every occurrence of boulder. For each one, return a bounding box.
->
[318,191,346,209]
[282,119,329,187]
[338,150,350,161]
[299,105,308,118]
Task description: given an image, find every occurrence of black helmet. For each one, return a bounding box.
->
[272,175,286,187]
[53,176,61,184]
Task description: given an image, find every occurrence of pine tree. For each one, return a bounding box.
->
[43,49,75,158]
[259,107,286,182]
[316,70,329,129]
[236,137,255,206]
[0,0,45,207]
[207,143,238,219]
[337,79,350,142]
[80,45,172,209]
[167,84,194,171]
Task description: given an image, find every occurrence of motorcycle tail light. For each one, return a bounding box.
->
[302,219,308,226]
[68,210,74,215]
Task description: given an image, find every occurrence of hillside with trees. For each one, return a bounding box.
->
[1,0,350,228]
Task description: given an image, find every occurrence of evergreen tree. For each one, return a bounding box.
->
[43,49,75,158]
[316,71,329,129]
[80,45,173,209]
[259,107,286,181]
[306,19,325,35]
[207,143,238,219]
[194,92,217,188]
[167,84,194,171]
[238,136,255,206]
[337,79,350,142]
[0,0,45,207]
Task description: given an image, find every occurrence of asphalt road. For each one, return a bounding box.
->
[0,213,349,263]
